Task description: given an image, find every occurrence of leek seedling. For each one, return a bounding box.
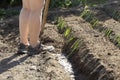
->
[57,17,65,33]
[111,10,120,20]
[112,10,117,18]
[64,27,70,37]
[116,37,120,46]
[90,18,98,28]
[67,39,80,58]
[84,12,93,22]
[67,36,74,43]
[80,10,88,18]
[104,28,112,38]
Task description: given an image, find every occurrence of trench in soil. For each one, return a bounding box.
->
[1,2,120,79]
[48,4,120,79]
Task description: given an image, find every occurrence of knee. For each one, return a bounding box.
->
[21,7,30,12]
[22,0,30,10]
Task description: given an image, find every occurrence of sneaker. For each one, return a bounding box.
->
[17,43,29,54]
[27,44,55,56]
[27,43,43,56]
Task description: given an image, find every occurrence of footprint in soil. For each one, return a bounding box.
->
[0,53,29,74]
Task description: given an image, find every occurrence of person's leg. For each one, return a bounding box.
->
[29,0,45,47]
[19,0,30,45]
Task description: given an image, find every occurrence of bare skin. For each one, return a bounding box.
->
[19,0,45,47]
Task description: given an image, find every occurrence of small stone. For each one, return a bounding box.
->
[94,34,99,37]
[30,66,37,70]
[108,53,111,55]
[7,76,14,80]
[42,45,55,52]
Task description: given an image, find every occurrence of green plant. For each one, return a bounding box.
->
[64,27,71,37]
[115,36,120,46]
[81,10,93,22]
[80,9,99,28]
[90,18,98,27]
[0,9,19,19]
[67,39,80,58]
[112,10,120,21]
[56,17,65,33]
[104,28,112,38]
[0,9,6,18]
[49,0,72,9]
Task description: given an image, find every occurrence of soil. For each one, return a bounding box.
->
[0,0,120,80]
[0,16,71,80]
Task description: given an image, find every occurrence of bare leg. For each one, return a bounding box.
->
[29,0,44,47]
[19,0,30,45]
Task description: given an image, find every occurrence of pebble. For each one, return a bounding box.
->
[7,76,14,80]
[108,53,111,55]
[30,66,37,70]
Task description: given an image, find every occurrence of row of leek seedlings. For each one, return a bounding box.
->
[111,9,120,21]
[80,9,120,48]
[56,17,80,58]
[104,8,120,21]
[80,9,99,28]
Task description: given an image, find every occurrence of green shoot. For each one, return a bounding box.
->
[104,28,112,38]
[64,27,70,37]
[67,39,80,58]
[56,17,65,33]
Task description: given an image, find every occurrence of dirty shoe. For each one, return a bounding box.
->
[27,43,43,56]
[17,43,29,54]
[27,43,55,56]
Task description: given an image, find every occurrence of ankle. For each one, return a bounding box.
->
[20,42,30,46]
[30,41,40,48]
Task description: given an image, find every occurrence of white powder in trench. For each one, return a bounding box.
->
[56,53,75,80]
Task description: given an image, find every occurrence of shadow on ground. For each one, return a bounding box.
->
[0,53,28,74]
